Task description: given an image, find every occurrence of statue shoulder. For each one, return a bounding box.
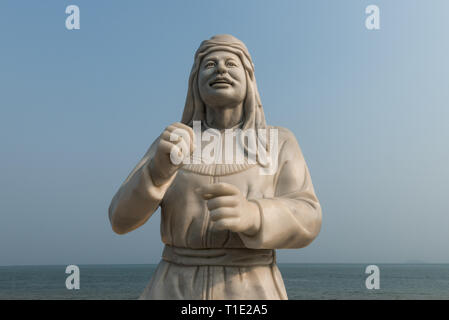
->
[266,126,305,162]
[267,125,300,146]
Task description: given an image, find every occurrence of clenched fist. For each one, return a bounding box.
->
[149,122,195,186]
[197,182,261,236]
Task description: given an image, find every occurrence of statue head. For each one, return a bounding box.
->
[181,34,267,132]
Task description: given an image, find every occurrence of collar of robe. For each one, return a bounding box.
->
[182,120,257,176]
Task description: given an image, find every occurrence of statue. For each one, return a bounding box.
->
[108,34,322,300]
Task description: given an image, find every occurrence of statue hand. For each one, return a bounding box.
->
[149,122,195,186]
[198,182,261,236]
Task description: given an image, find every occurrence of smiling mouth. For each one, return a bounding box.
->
[210,79,233,87]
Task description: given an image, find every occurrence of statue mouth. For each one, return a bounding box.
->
[210,78,233,87]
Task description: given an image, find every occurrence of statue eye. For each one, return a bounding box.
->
[205,61,215,68]
[226,61,237,67]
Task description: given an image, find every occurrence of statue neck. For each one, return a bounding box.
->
[205,102,244,130]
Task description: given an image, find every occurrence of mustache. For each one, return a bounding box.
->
[209,76,234,86]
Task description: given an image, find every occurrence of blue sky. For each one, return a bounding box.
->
[1,0,448,265]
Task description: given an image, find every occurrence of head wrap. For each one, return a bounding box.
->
[181,34,267,132]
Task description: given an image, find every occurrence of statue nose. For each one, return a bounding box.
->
[216,62,227,74]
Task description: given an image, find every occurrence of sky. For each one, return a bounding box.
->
[0,0,448,266]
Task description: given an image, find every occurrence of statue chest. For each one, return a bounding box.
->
[159,165,276,248]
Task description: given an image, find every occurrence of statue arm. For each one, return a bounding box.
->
[108,138,176,234]
[239,130,322,249]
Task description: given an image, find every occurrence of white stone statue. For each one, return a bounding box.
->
[109,34,322,300]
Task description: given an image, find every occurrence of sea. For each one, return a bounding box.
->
[0,264,448,300]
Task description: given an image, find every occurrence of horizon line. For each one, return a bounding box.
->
[2,262,449,267]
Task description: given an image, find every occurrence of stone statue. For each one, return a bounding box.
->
[108,34,322,300]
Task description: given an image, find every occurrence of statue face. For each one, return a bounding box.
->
[198,50,247,108]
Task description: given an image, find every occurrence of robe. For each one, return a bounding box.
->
[109,125,322,300]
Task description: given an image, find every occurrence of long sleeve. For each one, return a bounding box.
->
[239,128,322,249]
[108,138,176,234]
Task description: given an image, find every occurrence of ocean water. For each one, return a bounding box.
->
[0,264,448,300]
